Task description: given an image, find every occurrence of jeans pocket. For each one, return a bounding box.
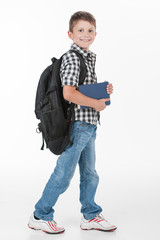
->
[78,121,90,132]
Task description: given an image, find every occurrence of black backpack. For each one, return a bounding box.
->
[35,50,87,155]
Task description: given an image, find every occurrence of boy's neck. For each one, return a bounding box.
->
[73,42,89,52]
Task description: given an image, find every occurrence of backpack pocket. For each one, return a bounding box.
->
[41,110,57,138]
[40,109,71,155]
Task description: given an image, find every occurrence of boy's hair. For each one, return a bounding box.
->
[69,11,96,32]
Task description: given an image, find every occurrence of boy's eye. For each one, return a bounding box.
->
[78,29,94,33]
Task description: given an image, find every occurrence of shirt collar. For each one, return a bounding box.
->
[70,43,96,61]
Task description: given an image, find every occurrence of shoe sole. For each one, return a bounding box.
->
[81,227,117,232]
[28,225,65,234]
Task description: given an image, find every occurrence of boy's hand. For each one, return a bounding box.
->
[106,82,113,94]
[94,98,109,112]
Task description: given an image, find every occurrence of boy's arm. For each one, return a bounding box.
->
[63,86,109,112]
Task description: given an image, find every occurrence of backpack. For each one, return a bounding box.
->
[35,50,87,155]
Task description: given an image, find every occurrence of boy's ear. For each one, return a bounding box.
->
[68,31,73,40]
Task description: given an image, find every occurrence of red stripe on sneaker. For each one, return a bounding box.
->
[94,218,99,222]
[51,222,57,231]
[88,218,104,223]
[48,221,56,231]
[88,219,95,222]
[48,222,53,231]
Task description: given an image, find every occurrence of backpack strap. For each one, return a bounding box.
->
[69,50,87,86]
[63,50,87,127]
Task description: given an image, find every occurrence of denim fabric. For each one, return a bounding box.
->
[34,121,102,221]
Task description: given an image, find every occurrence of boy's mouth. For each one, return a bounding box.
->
[80,38,90,42]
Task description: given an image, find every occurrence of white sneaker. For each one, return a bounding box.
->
[28,214,65,234]
[80,213,117,232]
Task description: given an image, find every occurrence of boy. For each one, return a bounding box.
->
[28,11,117,234]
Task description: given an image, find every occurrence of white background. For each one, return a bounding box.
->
[0,0,160,239]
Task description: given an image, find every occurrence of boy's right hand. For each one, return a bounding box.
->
[94,98,110,112]
[63,86,110,111]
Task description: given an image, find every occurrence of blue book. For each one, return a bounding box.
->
[78,82,110,109]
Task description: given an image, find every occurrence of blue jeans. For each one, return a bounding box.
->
[34,121,102,221]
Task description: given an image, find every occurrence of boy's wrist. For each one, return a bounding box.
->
[89,99,99,109]
[78,98,98,110]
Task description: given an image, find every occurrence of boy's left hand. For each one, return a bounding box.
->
[106,83,113,95]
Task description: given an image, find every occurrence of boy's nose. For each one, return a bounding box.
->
[83,32,89,37]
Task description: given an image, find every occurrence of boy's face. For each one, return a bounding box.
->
[68,20,97,51]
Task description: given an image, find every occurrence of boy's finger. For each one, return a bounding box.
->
[107,87,113,92]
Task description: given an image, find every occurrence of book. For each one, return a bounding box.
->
[78,81,110,109]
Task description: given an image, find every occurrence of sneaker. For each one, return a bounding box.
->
[28,214,65,234]
[80,213,117,232]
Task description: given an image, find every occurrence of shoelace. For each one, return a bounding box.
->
[97,214,107,222]
[51,220,57,225]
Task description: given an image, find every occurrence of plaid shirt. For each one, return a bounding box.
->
[60,43,99,125]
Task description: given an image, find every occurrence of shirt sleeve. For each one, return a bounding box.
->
[60,51,80,87]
